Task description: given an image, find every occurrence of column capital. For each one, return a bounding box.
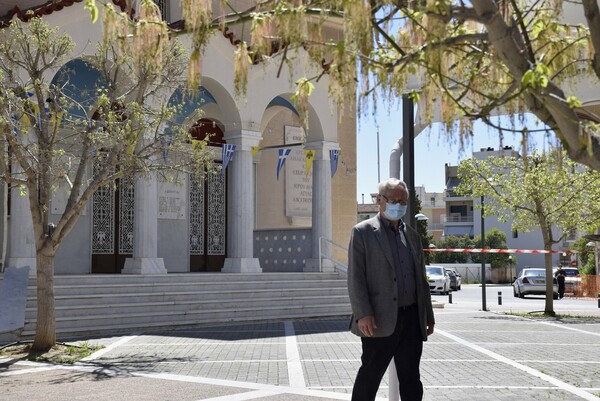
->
[224,130,262,150]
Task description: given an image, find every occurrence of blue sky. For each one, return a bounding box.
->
[355,101,552,202]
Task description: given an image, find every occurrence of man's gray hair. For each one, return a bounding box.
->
[378,178,408,196]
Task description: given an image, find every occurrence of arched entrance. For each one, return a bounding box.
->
[53,59,132,274]
[188,119,227,272]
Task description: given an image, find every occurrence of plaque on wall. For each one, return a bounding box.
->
[158,180,186,220]
[284,126,312,217]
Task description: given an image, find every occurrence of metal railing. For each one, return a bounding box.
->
[318,236,348,273]
[444,215,474,223]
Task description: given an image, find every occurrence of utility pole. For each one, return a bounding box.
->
[481,195,487,311]
[402,95,416,229]
[376,128,381,183]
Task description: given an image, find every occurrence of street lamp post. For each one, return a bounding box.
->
[508,255,513,283]
[415,213,428,221]
[481,195,486,311]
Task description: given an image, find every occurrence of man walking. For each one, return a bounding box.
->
[348,178,435,401]
[556,268,566,299]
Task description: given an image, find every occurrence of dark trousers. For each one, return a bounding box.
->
[351,306,424,401]
[558,284,565,298]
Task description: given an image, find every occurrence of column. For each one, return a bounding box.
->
[222,130,262,273]
[304,141,338,272]
[6,182,37,276]
[122,172,167,274]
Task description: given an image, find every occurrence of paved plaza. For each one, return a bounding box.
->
[2,287,600,401]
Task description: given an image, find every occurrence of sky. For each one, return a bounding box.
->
[355,102,552,203]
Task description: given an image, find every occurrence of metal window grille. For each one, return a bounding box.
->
[153,0,169,22]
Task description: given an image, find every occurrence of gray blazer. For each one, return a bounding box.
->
[347,214,434,340]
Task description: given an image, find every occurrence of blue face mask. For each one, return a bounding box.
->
[383,202,407,221]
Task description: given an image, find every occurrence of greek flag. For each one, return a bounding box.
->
[160,133,173,163]
[277,148,291,180]
[222,144,236,175]
[330,149,339,177]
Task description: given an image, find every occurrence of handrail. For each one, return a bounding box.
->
[318,236,348,273]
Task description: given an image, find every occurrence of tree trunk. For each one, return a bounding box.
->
[32,250,56,351]
[544,251,555,315]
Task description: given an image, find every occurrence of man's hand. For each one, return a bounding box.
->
[358,315,377,337]
[427,322,435,336]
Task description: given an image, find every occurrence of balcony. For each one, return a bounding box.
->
[444,191,472,201]
[445,215,473,224]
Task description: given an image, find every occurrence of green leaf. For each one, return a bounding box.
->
[566,95,582,108]
[521,70,535,88]
[84,0,98,23]
[408,91,420,103]
[537,75,548,88]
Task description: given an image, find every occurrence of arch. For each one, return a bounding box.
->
[50,58,107,120]
[260,93,324,143]
[189,118,225,146]
[266,96,298,116]
[165,78,240,138]
[166,85,217,130]
[198,77,241,133]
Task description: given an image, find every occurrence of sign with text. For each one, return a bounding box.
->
[285,126,312,217]
[158,180,186,220]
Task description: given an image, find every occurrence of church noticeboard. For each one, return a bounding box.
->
[284,126,312,217]
[158,180,186,220]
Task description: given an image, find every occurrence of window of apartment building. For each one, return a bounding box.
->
[449,205,467,216]
[512,230,518,238]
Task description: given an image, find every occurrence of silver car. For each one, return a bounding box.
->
[444,267,462,291]
[513,268,558,299]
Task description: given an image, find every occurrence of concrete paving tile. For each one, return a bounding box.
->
[424,387,580,401]
[522,361,600,389]
[4,306,600,401]
[0,369,248,401]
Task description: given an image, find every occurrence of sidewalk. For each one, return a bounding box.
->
[1,301,600,401]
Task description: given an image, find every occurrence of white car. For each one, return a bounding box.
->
[553,267,581,294]
[426,265,451,294]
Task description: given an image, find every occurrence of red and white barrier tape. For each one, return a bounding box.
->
[424,248,587,254]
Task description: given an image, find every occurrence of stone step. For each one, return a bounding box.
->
[26,279,347,297]
[21,303,353,339]
[18,272,351,341]
[26,272,342,286]
[25,290,350,317]
[26,295,351,322]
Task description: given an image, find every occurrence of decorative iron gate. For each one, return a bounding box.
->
[91,174,134,273]
[152,0,169,21]
[189,170,226,271]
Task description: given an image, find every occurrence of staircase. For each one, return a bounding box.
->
[19,272,351,340]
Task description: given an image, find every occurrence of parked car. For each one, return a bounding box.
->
[426,265,451,294]
[512,268,558,299]
[444,267,462,290]
[553,267,581,293]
